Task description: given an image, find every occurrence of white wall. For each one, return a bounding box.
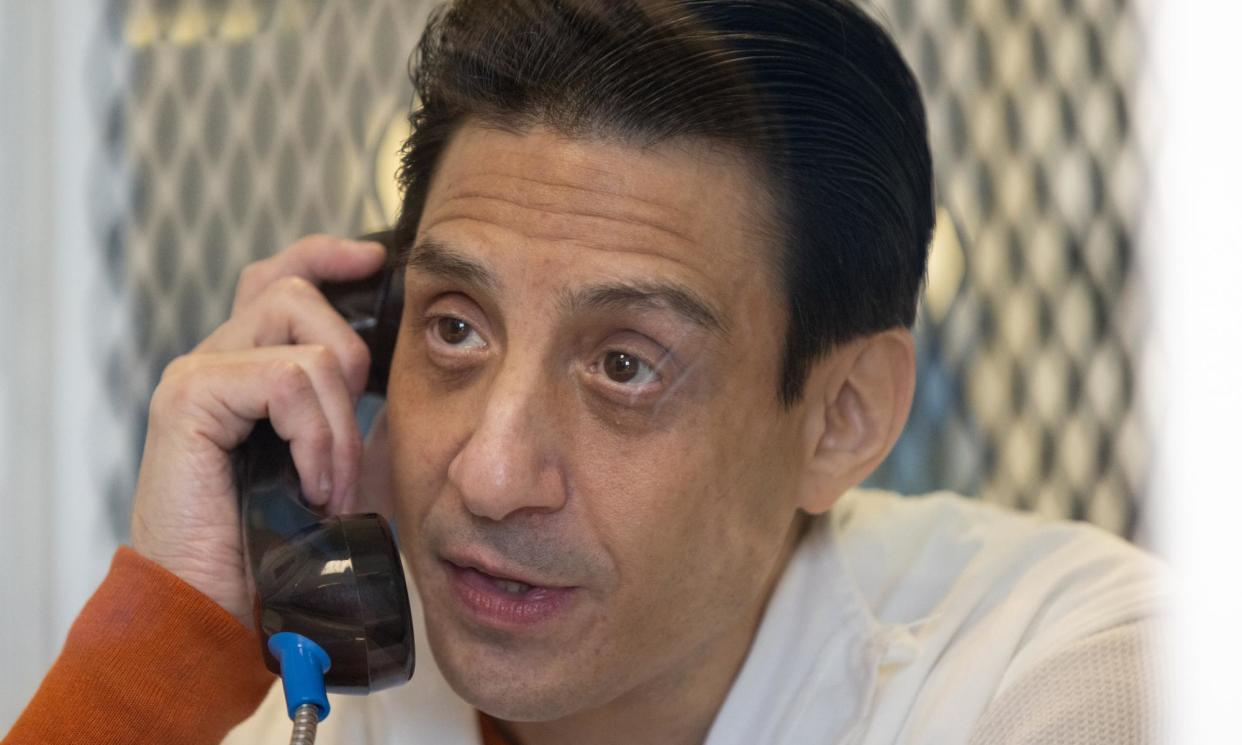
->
[0,0,117,732]
[1143,1,1242,741]
[0,0,56,731]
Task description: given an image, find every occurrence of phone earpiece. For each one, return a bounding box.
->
[233,230,414,695]
[237,421,415,692]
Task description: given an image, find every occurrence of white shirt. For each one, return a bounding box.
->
[224,490,1168,744]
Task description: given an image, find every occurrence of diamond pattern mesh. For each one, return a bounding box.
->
[868,0,1147,537]
[85,0,1147,539]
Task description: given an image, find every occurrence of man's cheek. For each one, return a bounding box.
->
[389,442,448,544]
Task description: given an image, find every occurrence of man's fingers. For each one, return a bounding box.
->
[232,234,387,313]
[199,275,373,399]
[154,347,362,509]
[291,345,364,511]
[265,359,339,507]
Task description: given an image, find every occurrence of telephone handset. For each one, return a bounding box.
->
[231,231,415,711]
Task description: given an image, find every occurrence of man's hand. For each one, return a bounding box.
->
[130,235,389,627]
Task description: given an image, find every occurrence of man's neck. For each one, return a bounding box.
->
[494,519,805,745]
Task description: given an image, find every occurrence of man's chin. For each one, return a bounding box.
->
[425,619,608,722]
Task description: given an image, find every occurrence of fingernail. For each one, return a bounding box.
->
[348,239,384,254]
[316,471,333,505]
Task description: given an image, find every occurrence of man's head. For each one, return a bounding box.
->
[394,0,935,406]
[383,0,933,725]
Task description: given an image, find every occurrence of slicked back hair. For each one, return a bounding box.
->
[394,0,935,405]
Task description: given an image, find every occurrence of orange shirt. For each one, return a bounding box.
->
[2,548,515,745]
[479,713,518,745]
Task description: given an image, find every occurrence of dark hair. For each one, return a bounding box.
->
[394,0,934,405]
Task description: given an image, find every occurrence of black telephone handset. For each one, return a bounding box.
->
[232,231,415,696]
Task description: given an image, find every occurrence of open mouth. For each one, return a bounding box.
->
[461,565,537,595]
[442,558,576,627]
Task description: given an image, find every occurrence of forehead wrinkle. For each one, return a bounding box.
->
[445,170,683,212]
[427,195,703,261]
[435,170,699,248]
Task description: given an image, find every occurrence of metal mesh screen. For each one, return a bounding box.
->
[86,0,1147,540]
[867,0,1147,537]
[88,0,432,538]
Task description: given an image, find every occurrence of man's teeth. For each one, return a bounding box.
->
[494,578,532,594]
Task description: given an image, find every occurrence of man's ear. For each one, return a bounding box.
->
[796,328,916,514]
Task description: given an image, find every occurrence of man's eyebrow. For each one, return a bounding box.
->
[404,239,726,334]
[403,239,499,291]
[563,280,728,335]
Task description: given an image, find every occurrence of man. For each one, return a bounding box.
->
[5,1,1165,743]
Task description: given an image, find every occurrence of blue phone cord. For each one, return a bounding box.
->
[267,632,332,745]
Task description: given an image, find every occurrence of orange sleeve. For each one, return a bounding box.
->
[2,547,274,745]
[478,712,519,745]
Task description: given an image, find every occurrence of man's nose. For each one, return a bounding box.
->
[446,361,567,522]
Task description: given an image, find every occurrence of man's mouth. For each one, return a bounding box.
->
[459,565,538,596]
[441,556,577,628]
[491,576,532,594]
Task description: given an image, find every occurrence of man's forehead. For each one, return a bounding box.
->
[417,122,781,302]
[433,126,770,241]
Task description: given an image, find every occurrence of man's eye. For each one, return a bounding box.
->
[601,351,658,386]
[432,317,486,349]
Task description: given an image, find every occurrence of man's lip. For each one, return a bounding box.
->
[440,551,572,589]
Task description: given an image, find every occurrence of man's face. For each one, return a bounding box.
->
[386,122,812,720]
